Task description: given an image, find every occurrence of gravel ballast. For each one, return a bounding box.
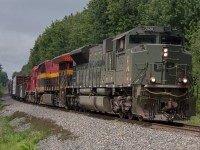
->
[1,95,200,150]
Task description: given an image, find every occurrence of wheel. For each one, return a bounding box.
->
[36,97,40,104]
[79,107,83,112]
[74,106,79,111]
[64,105,69,110]
[138,116,143,122]
[127,111,133,120]
[167,115,174,122]
[119,110,125,118]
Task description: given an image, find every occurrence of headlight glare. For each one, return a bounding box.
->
[163,48,168,53]
[163,52,168,57]
[182,78,188,83]
[150,77,156,83]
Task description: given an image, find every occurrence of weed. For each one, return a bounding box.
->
[177,114,200,126]
[0,102,5,110]
[0,111,74,150]
[12,112,72,139]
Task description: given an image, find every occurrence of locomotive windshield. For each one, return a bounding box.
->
[129,34,183,45]
[161,35,183,45]
[129,35,156,44]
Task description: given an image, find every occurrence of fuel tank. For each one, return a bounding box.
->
[79,96,112,112]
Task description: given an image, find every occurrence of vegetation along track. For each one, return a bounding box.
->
[12,97,200,137]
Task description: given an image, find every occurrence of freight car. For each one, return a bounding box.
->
[25,66,38,103]
[11,76,31,100]
[8,80,13,96]
[11,26,196,121]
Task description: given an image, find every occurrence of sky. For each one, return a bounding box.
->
[0,0,90,79]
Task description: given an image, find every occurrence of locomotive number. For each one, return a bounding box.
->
[143,27,154,31]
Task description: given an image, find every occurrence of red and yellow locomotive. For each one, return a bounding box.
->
[11,53,73,107]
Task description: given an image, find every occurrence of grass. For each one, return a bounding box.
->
[0,100,8,111]
[177,114,200,126]
[0,90,2,98]
[0,111,74,150]
[0,103,5,110]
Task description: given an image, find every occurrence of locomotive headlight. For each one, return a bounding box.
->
[163,48,168,53]
[150,77,156,83]
[163,47,168,57]
[163,52,168,57]
[182,78,188,83]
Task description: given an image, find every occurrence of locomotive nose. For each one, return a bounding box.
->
[145,44,191,85]
[162,45,191,85]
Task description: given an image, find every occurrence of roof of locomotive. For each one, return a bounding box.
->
[32,66,38,71]
[53,53,73,64]
[37,60,59,74]
[70,45,97,65]
[38,60,50,68]
[113,26,183,41]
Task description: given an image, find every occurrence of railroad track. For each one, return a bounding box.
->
[75,111,200,136]
[149,122,200,136]
[10,97,200,136]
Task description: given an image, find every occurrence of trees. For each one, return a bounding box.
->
[0,72,8,87]
[190,21,200,113]
[12,72,19,79]
[0,64,2,72]
[106,0,140,35]
[85,0,109,43]
[0,65,8,96]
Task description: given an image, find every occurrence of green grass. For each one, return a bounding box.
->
[0,111,74,150]
[177,114,200,126]
[0,103,4,110]
[0,101,7,111]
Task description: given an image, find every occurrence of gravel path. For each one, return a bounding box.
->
[1,95,200,150]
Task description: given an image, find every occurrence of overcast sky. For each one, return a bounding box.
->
[0,0,90,79]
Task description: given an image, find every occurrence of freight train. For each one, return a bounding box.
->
[10,26,197,121]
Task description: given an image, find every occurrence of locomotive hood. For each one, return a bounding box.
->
[131,44,192,87]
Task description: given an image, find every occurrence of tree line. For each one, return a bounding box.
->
[17,0,200,112]
[0,65,9,97]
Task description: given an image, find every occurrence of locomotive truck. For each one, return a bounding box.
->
[11,26,196,121]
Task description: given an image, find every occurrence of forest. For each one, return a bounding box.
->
[0,65,9,97]
[18,0,200,112]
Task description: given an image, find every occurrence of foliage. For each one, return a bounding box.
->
[0,86,2,98]
[0,72,8,87]
[138,0,200,34]
[86,0,109,43]
[0,70,8,97]
[0,111,73,150]
[177,114,200,126]
[0,101,4,110]
[12,71,19,79]
[0,116,36,150]
[0,64,2,72]
[106,0,140,35]
[190,21,200,113]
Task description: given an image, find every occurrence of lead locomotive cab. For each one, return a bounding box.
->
[119,26,196,121]
[68,26,196,121]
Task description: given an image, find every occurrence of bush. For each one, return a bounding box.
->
[0,86,2,98]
